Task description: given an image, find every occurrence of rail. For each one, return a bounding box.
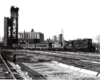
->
[0,49,17,80]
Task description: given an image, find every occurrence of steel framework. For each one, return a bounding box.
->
[4,6,19,47]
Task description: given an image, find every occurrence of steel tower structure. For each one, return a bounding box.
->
[4,6,19,47]
[10,6,19,46]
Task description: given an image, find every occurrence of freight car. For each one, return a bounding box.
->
[23,38,95,52]
[64,38,95,52]
[2,38,95,52]
[26,42,64,51]
[35,43,49,50]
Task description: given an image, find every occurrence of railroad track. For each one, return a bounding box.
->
[0,49,18,80]
[0,49,47,80]
[3,49,100,79]
[4,49,100,75]
[23,50,100,72]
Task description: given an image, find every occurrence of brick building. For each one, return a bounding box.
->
[18,29,44,44]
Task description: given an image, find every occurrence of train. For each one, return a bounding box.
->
[64,38,95,52]
[0,38,96,52]
[24,38,95,52]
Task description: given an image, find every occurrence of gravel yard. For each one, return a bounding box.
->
[5,50,100,80]
[13,50,100,72]
[23,62,100,80]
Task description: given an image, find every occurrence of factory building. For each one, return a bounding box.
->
[18,29,44,44]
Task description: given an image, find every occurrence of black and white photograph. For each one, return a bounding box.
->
[0,0,100,80]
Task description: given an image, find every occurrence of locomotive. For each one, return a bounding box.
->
[64,38,95,52]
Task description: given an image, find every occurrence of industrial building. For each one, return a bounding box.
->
[18,29,44,44]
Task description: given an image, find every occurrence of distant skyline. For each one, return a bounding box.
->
[1,0,100,42]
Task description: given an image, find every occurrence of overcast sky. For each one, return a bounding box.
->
[0,0,100,42]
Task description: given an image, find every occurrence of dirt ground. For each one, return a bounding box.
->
[6,50,100,80]
[23,62,100,80]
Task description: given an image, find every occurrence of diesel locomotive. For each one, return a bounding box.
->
[64,38,95,52]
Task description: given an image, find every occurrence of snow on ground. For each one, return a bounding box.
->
[23,62,100,80]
